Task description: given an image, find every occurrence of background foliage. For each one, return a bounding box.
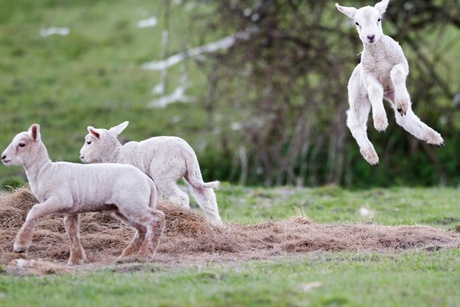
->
[0,0,458,188]
[191,0,460,187]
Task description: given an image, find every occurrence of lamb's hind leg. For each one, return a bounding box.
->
[64,214,86,266]
[186,182,223,226]
[107,210,146,260]
[393,106,444,146]
[138,209,165,260]
[156,179,190,209]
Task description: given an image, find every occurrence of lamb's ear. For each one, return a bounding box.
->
[88,126,100,139]
[335,3,358,19]
[108,121,129,136]
[374,0,389,15]
[28,124,41,141]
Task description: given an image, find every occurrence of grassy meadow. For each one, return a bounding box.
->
[0,0,220,184]
[0,250,459,307]
[0,185,459,306]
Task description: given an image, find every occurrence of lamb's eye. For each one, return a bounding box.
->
[378,18,381,22]
[355,22,360,26]
[86,141,92,145]
[19,143,26,148]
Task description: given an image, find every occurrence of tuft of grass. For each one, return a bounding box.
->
[449,224,460,233]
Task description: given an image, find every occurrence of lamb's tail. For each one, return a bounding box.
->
[184,151,219,190]
[187,171,220,189]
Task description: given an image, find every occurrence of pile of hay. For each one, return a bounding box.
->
[0,187,459,274]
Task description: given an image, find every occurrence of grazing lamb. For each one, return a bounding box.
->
[335,0,444,166]
[1,124,165,265]
[79,121,223,226]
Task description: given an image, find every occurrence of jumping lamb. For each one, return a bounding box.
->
[1,124,165,265]
[335,0,444,166]
[79,121,223,226]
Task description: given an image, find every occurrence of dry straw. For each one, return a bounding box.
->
[0,187,459,274]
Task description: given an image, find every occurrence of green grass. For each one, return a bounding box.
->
[1,185,460,306]
[0,250,459,306]
[216,184,460,227]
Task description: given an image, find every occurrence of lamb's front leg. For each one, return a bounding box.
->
[390,64,410,116]
[64,214,86,266]
[365,76,388,132]
[347,108,379,167]
[14,197,68,253]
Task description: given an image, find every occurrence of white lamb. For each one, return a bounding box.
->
[1,124,165,265]
[79,121,223,226]
[336,0,444,166]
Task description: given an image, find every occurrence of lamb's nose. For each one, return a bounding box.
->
[1,155,6,160]
[367,35,375,42]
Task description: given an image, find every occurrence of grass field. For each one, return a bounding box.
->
[0,0,221,184]
[1,250,459,307]
[0,185,459,306]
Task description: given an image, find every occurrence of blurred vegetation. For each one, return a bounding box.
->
[0,0,458,189]
[190,0,460,187]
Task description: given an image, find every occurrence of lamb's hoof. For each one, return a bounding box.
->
[360,148,379,167]
[13,246,27,253]
[373,116,388,132]
[67,258,85,266]
[372,162,379,168]
[436,142,445,148]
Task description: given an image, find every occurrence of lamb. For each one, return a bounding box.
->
[79,121,223,226]
[1,124,165,265]
[335,0,444,166]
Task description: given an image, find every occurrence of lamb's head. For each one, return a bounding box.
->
[79,121,128,163]
[336,0,389,45]
[2,124,43,167]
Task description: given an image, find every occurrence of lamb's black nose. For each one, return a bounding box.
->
[367,35,375,42]
[1,155,6,160]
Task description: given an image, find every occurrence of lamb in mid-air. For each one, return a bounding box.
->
[1,124,165,265]
[335,0,444,166]
[79,121,223,226]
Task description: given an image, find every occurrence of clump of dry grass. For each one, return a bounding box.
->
[0,186,459,275]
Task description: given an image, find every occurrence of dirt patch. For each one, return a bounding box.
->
[1,187,459,275]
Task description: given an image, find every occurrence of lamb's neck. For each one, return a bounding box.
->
[101,143,123,163]
[362,36,390,57]
[23,146,52,186]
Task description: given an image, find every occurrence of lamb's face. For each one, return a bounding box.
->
[353,7,384,44]
[80,122,128,163]
[336,0,389,45]
[79,133,99,163]
[2,132,35,166]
